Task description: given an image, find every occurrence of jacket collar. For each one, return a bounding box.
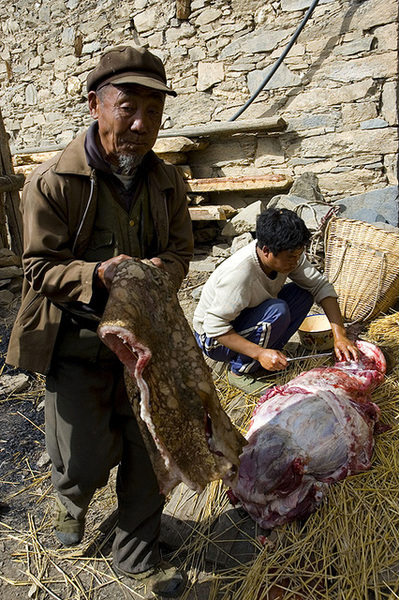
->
[53,128,177,192]
[54,131,92,176]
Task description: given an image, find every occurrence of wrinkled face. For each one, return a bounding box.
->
[261,246,304,274]
[88,83,165,165]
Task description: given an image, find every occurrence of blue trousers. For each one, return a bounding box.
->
[195,283,313,375]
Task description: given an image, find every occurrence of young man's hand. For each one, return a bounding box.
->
[216,330,288,371]
[257,348,288,371]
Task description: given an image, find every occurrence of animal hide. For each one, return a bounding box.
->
[229,340,386,529]
[98,259,245,495]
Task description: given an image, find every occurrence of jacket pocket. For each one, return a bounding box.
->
[84,230,115,262]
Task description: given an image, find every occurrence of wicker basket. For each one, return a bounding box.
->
[324,218,399,323]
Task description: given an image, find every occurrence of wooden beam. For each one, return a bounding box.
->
[158,117,287,139]
[11,117,288,156]
[0,173,25,193]
[189,205,237,221]
[176,0,191,20]
[0,105,23,254]
[186,174,293,194]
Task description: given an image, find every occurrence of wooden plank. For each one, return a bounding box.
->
[11,116,286,157]
[0,105,23,254]
[189,205,237,221]
[0,174,25,193]
[186,174,293,194]
[158,117,287,139]
[176,0,191,19]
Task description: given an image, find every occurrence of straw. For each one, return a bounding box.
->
[1,313,399,598]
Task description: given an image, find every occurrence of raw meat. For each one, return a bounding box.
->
[98,258,245,495]
[229,341,385,529]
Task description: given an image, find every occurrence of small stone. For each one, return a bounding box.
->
[197,61,224,91]
[212,243,230,258]
[360,118,389,130]
[231,232,253,254]
[195,7,222,26]
[36,451,51,468]
[189,256,220,272]
[222,200,266,237]
[0,290,14,304]
[0,373,30,396]
[0,266,23,279]
[191,285,204,301]
[248,63,302,93]
[25,84,38,106]
[81,41,102,55]
[0,251,21,267]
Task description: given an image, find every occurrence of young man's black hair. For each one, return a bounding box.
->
[256,207,311,256]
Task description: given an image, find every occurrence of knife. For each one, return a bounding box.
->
[286,351,334,363]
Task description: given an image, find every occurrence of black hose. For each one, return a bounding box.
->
[229,0,321,122]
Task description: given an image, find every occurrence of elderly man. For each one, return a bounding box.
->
[7,46,193,598]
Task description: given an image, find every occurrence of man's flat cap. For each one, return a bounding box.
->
[87,45,176,96]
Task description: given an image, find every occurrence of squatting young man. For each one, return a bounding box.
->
[193,207,357,394]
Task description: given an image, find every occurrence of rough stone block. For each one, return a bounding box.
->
[314,53,397,83]
[231,232,253,253]
[290,172,325,202]
[341,102,377,124]
[254,137,285,167]
[195,7,222,26]
[381,82,398,125]
[299,128,398,158]
[334,37,375,56]
[356,0,397,31]
[212,243,230,258]
[281,0,334,9]
[360,118,389,130]
[197,61,224,91]
[248,63,302,93]
[222,200,266,237]
[333,186,399,226]
[0,373,30,396]
[0,266,23,279]
[220,29,287,58]
[287,80,374,112]
[133,7,158,33]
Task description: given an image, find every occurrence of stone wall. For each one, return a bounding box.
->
[0,0,398,202]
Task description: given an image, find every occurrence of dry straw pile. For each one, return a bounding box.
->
[1,313,399,599]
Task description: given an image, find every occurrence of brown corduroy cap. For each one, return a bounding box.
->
[86,45,176,96]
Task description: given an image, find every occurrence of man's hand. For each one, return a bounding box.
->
[216,330,288,371]
[96,254,131,290]
[334,336,359,362]
[257,348,288,371]
[149,257,167,271]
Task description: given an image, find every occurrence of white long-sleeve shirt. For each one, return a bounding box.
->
[193,240,337,338]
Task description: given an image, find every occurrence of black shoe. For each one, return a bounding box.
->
[114,560,187,598]
[53,496,85,547]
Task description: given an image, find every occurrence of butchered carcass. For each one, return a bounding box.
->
[229,341,386,529]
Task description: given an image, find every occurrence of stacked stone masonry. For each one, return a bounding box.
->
[0,0,397,206]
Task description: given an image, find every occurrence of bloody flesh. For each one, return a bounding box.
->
[229,341,386,529]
